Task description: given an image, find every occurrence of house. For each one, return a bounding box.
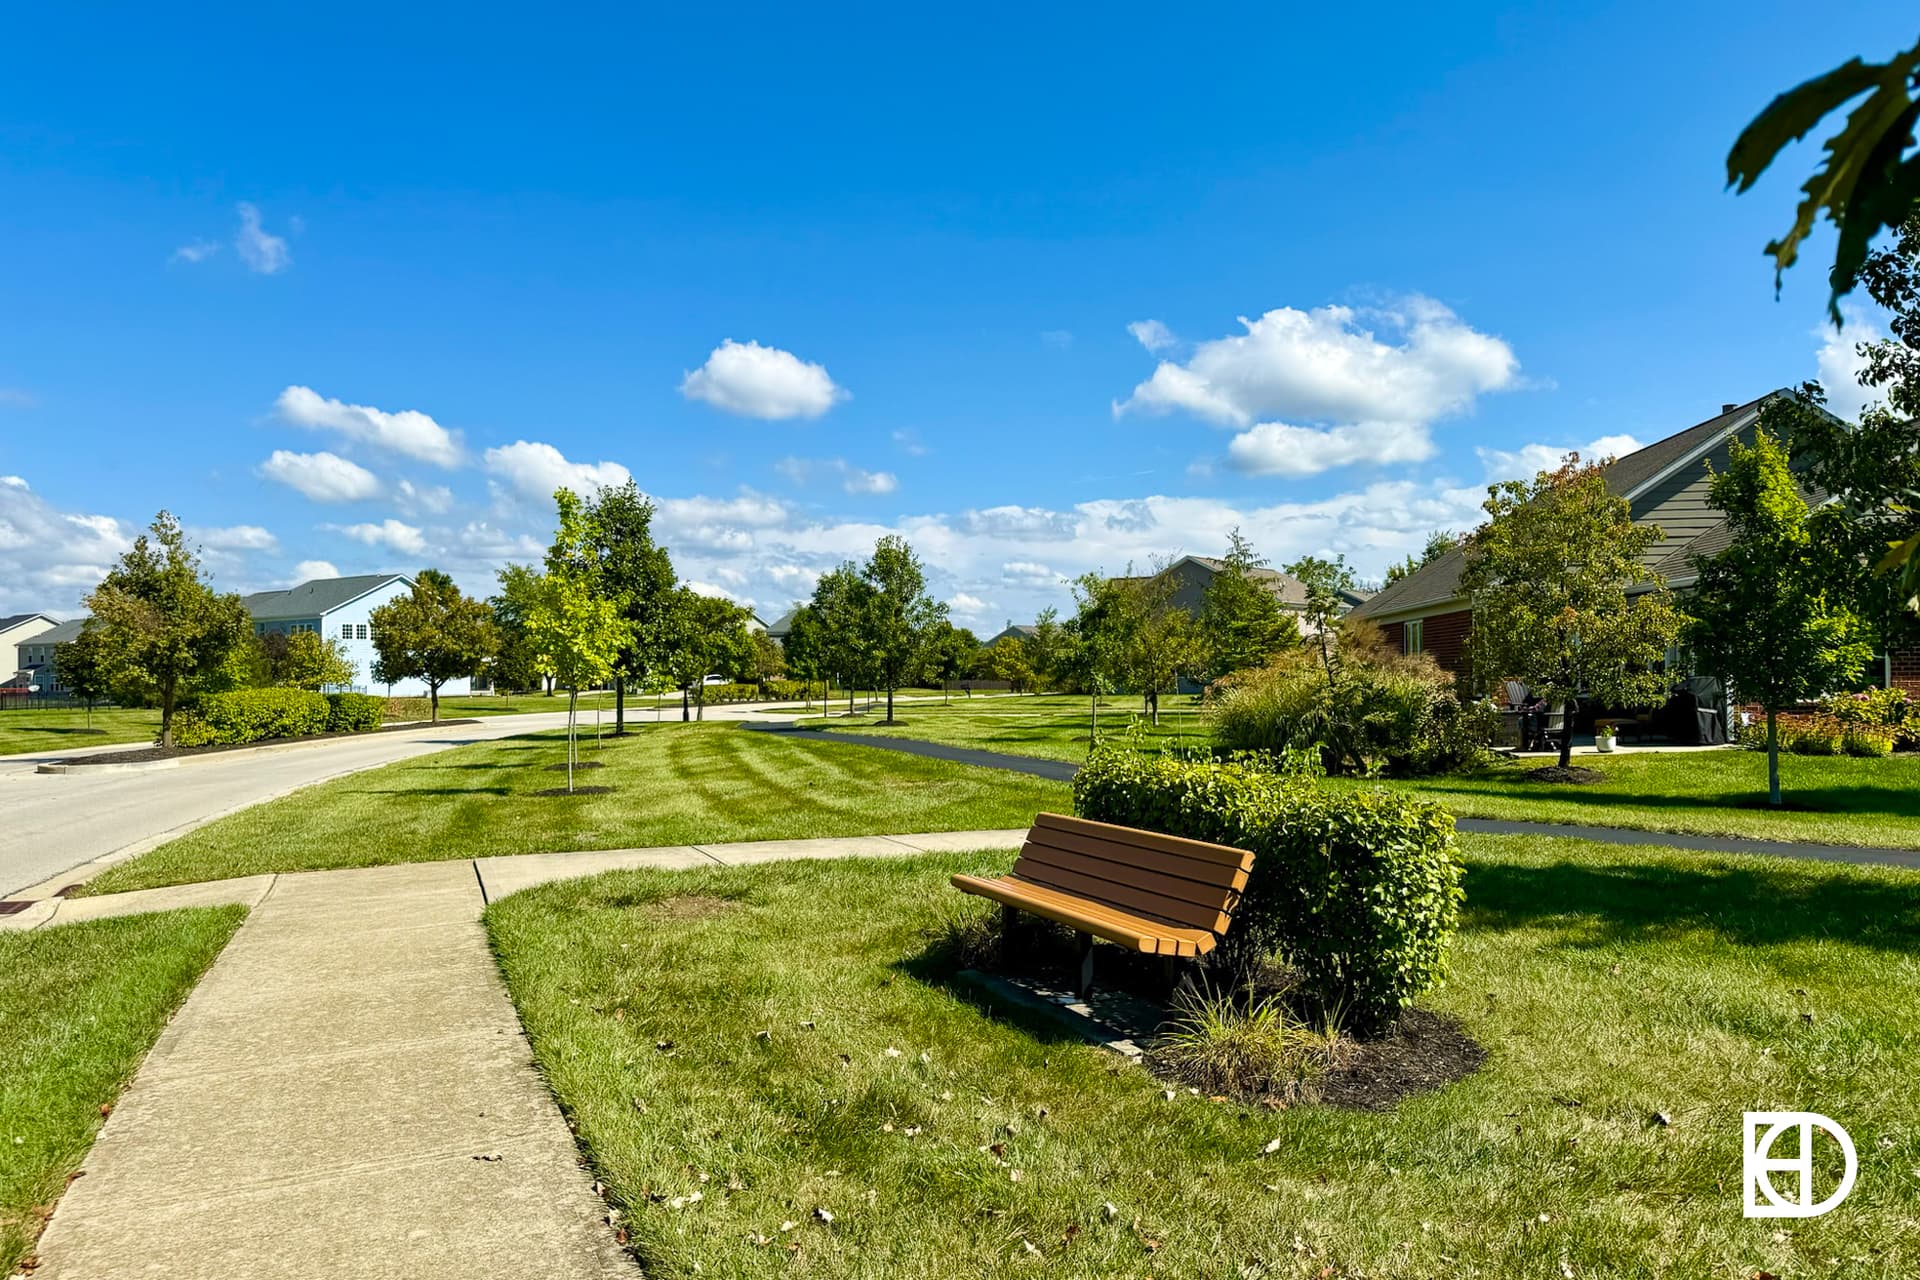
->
[1350,390,1912,704]
[13,618,85,693]
[241,573,472,698]
[983,623,1038,648]
[1126,555,1372,633]
[0,612,59,680]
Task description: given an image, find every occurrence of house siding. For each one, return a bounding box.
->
[1381,608,1474,679]
[1891,648,1920,695]
[1625,432,1743,570]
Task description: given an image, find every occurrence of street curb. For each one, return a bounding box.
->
[33,719,485,775]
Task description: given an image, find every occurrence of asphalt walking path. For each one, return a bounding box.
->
[752,724,1920,872]
[22,829,1025,1280]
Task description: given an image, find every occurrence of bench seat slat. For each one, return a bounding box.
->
[950,873,1214,956]
[1017,834,1248,909]
[1011,851,1232,933]
[1033,812,1253,871]
[1022,826,1250,892]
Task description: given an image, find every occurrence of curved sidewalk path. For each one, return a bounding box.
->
[22,829,1024,1280]
[750,724,1920,872]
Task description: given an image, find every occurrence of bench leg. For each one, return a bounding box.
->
[1161,956,1200,1002]
[1075,932,1096,999]
[1000,903,1021,962]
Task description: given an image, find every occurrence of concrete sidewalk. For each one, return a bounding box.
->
[23,830,1024,1280]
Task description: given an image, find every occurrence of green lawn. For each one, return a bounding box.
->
[799,692,1210,763]
[0,907,244,1274]
[1353,749,1920,848]
[0,707,161,757]
[485,836,1920,1277]
[83,723,1070,895]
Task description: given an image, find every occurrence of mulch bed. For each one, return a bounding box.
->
[44,719,486,767]
[1310,1009,1487,1110]
[1519,765,1605,784]
[542,759,607,771]
[532,785,615,796]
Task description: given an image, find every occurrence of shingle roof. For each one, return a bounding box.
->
[1353,393,1781,621]
[242,573,408,620]
[0,613,54,633]
[1177,555,1372,609]
[26,618,86,646]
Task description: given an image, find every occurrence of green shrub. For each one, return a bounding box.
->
[1738,712,1849,756]
[172,688,329,747]
[696,679,816,704]
[1074,749,1462,1033]
[1844,727,1896,757]
[324,692,385,733]
[1825,687,1918,747]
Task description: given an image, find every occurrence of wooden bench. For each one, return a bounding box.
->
[951,812,1256,996]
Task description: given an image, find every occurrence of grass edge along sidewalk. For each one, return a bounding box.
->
[485,837,1920,1277]
[0,906,245,1275]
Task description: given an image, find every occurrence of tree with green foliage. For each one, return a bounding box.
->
[369,569,498,722]
[859,536,947,724]
[982,635,1037,692]
[1067,572,1126,744]
[1115,561,1199,725]
[1199,529,1296,682]
[489,563,553,694]
[922,621,981,702]
[53,624,115,728]
[1383,530,1461,587]
[746,628,787,689]
[1728,36,1920,324]
[781,603,829,707]
[1285,553,1358,698]
[556,480,678,734]
[528,491,629,790]
[810,563,875,714]
[1689,428,1874,808]
[257,629,356,691]
[1460,458,1687,770]
[85,511,252,747]
[661,589,755,720]
[1023,607,1069,691]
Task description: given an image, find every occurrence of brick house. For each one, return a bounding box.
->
[1351,391,1916,728]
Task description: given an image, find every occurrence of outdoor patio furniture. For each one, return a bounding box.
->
[951,813,1255,997]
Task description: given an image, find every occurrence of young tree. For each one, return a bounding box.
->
[1113,561,1198,725]
[86,511,252,747]
[1460,457,1687,769]
[528,492,629,791]
[1689,428,1873,807]
[558,480,678,734]
[53,625,116,728]
[781,603,828,708]
[810,563,875,714]
[369,569,498,722]
[1199,529,1295,682]
[490,563,554,694]
[746,629,787,689]
[661,590,754,720]
[258,630,356,690]
[859,535,947,724]
[1023,607,1068,691]
[1286,553,1358,696]
[922,621,980,702]
[1069,571,1130,742]
[982,635,1037,692]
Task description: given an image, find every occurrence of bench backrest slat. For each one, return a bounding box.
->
[1010,813,1254,939]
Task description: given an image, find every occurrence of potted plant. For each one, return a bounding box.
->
[1595,723,1617,754]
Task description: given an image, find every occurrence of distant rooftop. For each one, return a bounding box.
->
[242,573,407,620]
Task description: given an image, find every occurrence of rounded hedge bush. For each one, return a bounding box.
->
[324,692,385,734]
[1074,748,1463,1034]
[173,688,330,747]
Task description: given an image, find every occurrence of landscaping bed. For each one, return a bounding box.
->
[485,838,1920,1276]
[799,692,1209,763]
[0,907,244,1274]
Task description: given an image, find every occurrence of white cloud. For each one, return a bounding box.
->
[772,457,898,495]
[680,339,847,420]
[1118,296,1522,477]
[1815,304,1888,423]
[482,440,630,501]
[275,386,464,468]
[1001,561,1058,585]
[1127,319,1177,352]
[333,518,427,557]
[193,524,279,552]
[842,467,897,496]
[1476,433,1645,484]
[234,202,292,275]
[290,559,339,582]
[259,450,382,503]
[0,478,132,613]
[170,239,220,265]
[656,492,789,528]
[396,479,455,516]
[949,592,989,614]
[961,505,1078,540]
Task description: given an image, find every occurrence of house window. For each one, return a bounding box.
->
[1404,618,1424,655]
[356,624,368,640]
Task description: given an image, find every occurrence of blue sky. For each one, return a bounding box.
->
[0,2,1910,629]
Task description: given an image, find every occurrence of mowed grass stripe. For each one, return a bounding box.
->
[83,724,1070,894]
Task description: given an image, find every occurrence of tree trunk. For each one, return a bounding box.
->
[159,677,176,749]
[1090,691,1098,745]
[1149,688,1160,727]
[681,688,690,722]
[567,688,577,794]
[696,687,705,721]
[1767,707,1782,807]
[429,681,440,723]
[1557,699,1574,769]
[615,676,626,736]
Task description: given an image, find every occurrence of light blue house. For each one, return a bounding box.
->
[241,573,473,698]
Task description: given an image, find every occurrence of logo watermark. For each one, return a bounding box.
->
[1743,1112,1857,1218]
